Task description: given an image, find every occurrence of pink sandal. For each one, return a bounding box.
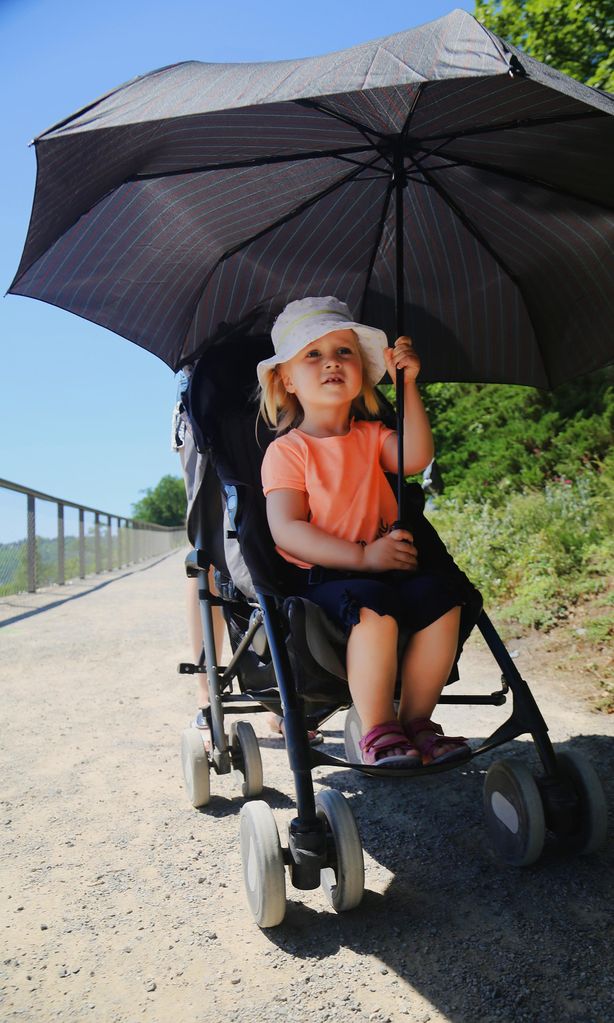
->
[408,717,470,766]
[359,720,421,768]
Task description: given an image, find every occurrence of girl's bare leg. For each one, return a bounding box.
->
[346,609,398,733]
[397,606,462,749]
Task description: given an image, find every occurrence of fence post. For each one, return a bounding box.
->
[57,502,65,585]
[107,513,113,571]
[79,508,85,578]
[117,517,123,568]
[27,493,36,593]
[95,512,101,573]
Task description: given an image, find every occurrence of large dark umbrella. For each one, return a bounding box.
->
[10,9,614,389]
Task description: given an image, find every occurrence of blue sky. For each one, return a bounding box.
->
[0,0,472,540]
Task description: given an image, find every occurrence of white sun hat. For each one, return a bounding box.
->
[256,296,389,390]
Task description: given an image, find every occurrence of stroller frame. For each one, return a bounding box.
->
[181,549,273,778]
[179,335,607,924]
[183,547,586,890]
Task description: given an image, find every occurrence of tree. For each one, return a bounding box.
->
[132,475,187,526]
[475,0,614,90]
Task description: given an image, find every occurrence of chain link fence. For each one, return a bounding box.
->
[0,479,185,596]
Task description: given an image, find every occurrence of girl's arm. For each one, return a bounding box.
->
[380,337,434,475]
[267,489,364,569]
[266,489,417,572]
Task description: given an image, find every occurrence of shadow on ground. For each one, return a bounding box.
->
[0,552,179,627]
[263,733,614,1023]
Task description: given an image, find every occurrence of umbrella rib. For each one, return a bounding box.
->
[415,162,546,374]
[180,155,383,362]
[130,144,375,180]
[221,155,383,261]
[416,108,607,145]
[401,83,424,138]
[359,177,395,323]
[295,98,389,143]
[336,157,390,175]
[420,150,614,214]
[414,161,520,284]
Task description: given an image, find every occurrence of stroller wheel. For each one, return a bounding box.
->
[230,721,264,799]
[181,728,211,808]
[343,706,363,764]
[315,789,364,912]
[240,801,286,928]
[483,759,545,867]
[555,751,608,855]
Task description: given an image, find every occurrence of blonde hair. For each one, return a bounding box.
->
[258,352,381,435]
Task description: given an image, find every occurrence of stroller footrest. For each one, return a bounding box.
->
[438,690,508,706]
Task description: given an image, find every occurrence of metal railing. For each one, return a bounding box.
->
[0,478,186,596]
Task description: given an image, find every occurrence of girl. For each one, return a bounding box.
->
[257,296,469,768]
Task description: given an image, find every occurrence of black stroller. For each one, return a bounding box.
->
[179,334,608,929]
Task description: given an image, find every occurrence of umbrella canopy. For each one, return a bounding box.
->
[10,8,614,387]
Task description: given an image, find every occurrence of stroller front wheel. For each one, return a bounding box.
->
[483,758,546,867]
[315,789,364,912]
[181,728,211,808]
[240,801,286,928]
[230,721,264,799]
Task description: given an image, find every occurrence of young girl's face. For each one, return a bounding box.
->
[280,329,364,409]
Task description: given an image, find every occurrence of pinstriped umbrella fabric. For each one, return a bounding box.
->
[9,8,614,387]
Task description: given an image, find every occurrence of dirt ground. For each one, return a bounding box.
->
[1,550,613,1023]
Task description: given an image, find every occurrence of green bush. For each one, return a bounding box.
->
[428,456,613,631]
[420,368,613,505]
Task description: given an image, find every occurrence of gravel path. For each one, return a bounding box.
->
[1,550,613,1023]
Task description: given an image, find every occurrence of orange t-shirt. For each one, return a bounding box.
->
[261,419,398,568]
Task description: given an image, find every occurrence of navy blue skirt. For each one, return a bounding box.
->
[303,568,463,637]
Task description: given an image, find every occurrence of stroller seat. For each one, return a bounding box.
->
[186,334,481,705]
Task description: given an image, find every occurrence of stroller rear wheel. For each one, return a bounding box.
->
[554,750,608,855]
[315,789,364,912]
[483,758,546,866]
[181,728,211,808]
[230,721,264,799]
[240,801,286,928]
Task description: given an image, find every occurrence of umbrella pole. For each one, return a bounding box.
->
[393,144,406,524]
